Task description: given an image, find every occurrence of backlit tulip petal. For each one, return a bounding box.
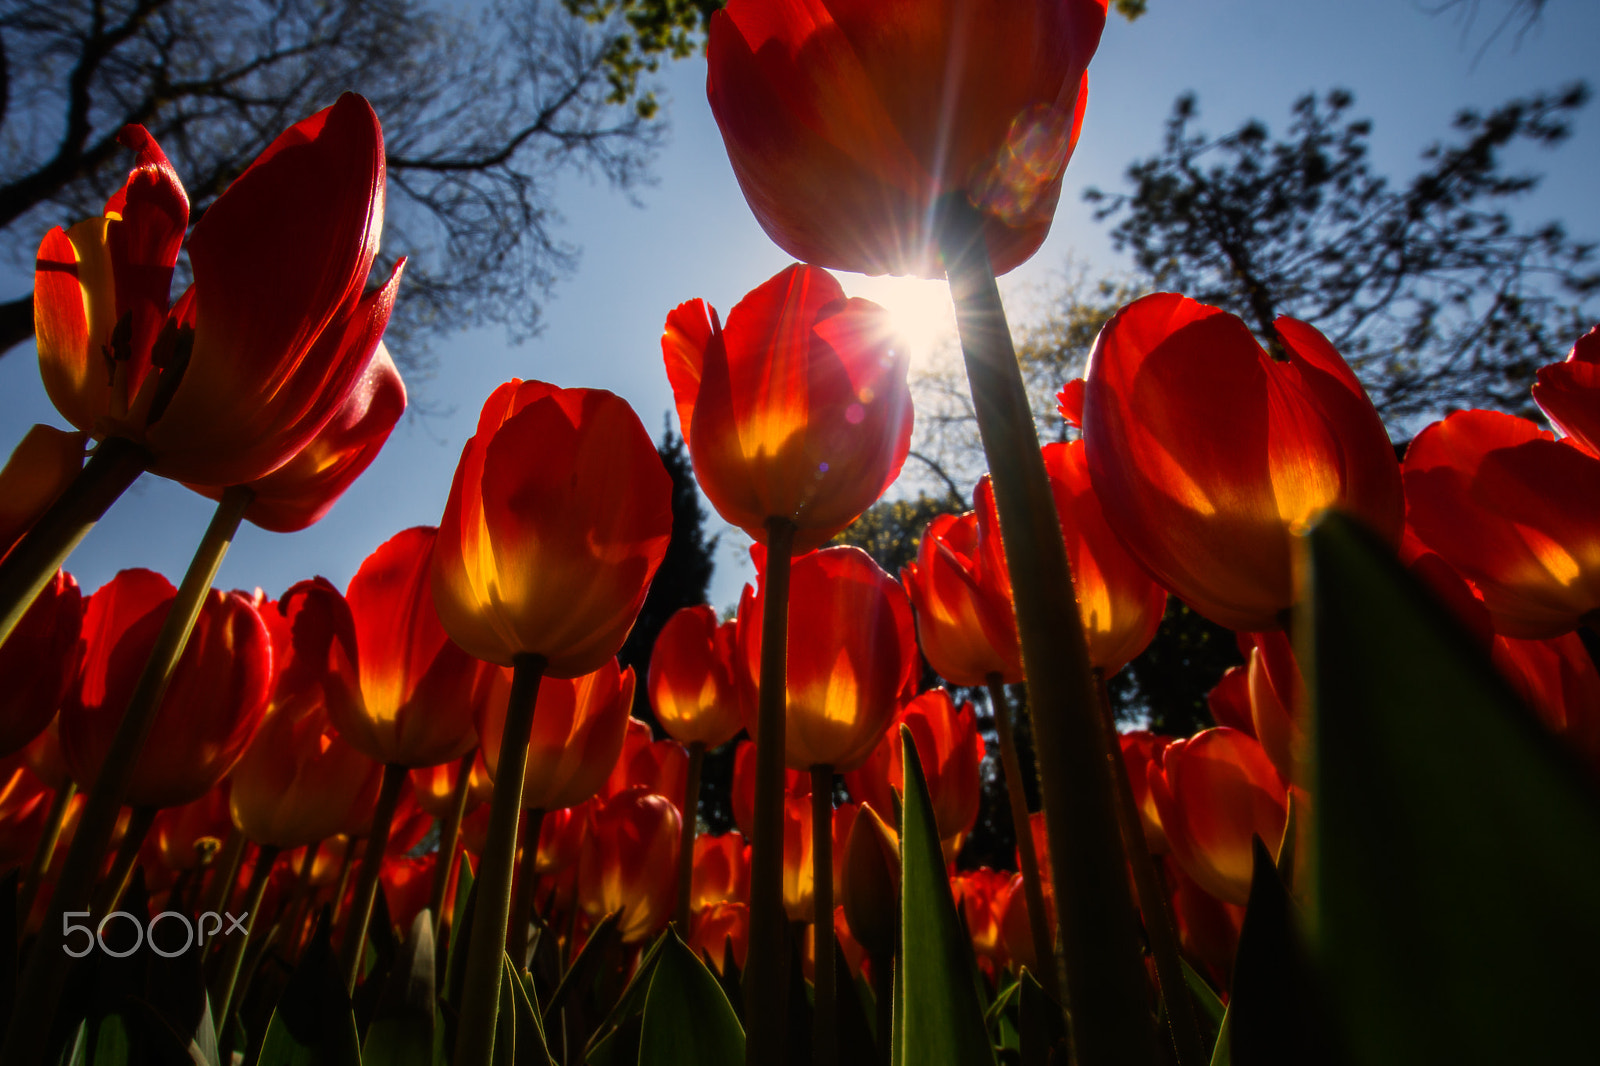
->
[577,786,680,943]
[0,570,82,757]
[1532,325,1600,459]
[649,605,743,748]
[1492,632,1600,778]
[692,832,752,911]
[0,426,87,560]
[901,507,1020,686]
[731,739,810,839]
[602,717,688,802]
[1083,294,1403,631]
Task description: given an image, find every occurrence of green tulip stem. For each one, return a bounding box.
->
[674,740,706,932]
[429,750,477,923]
[17,780,76,929]
[1092,671,1208,1066]
[987,675,1059,1002]
[213,842,281,1029]
[455,652,546,1066]
[811,764,837,1066]
[0,483,251,1066]
[0,435,150,650]
[746,516,796,1066]
[507,806,546,970]
[92,804,157,915]
[939,197,1156,1063]
[340,761,408,990]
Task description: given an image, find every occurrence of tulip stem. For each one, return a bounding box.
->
[1091,672,1207,1066]
[17,781,75,930]
[213,843,280,1031]
[456,653,546,1066]
[507,807,546,971]
[811,765,837,1066]
[0,435,150,650]
[429,751,476,924]
[747,517,796,1066]
[0,483,252,1066]
[93,804,157,915]
[674,741,705,932]
[940,198,1156,1063]
[987,676,1059,1002]
[340,761,407,990]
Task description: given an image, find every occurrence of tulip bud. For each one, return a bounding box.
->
[840,803,899,961]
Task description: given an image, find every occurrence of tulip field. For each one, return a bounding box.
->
[1,0,1598,1064]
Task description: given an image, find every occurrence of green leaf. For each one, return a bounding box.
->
[443,856,476,1010]
[1226,840,1324,1066]
[504,953,554,1066]
[896,726,997,1066]
[539,908,621,1027]
[1016,971,1065,1066]
[363,910,437,1066]
[579,925,666,1062]
[637,931,744,1066]
[1305,512,1600,1063]
[90,1014,130,1066]
[1181,960,1225,1030]
[255,915,361,1066]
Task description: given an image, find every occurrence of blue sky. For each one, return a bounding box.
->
[1,0,1595,614]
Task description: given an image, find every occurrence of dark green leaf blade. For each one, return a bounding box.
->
[255,914,360,1066]
[363,910,437,1066]
[637,931,744,1066]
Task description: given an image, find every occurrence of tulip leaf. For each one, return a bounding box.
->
[539,909,621,1027]
[255,914,361,1066]
[362,911,436,1066]
[1304,512,1600,1064]
[504,953,554,1066]
[579,923,665,1062]
[1017,970,1065,1066]
[896,726,998,1066]
[637,931,744,1066]
[1226,839,1326,1066]
[1181,960,1225,1030]
[443,856,476,1009]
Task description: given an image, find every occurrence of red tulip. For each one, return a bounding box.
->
[844,689,983,862]
[0,426,86,560]
[1149,727,1288,905]
[781,789,816,923]
[663,265,911,553]
[34,95,392,486]
[648,605,743,749]
[0,755,53,868]
[1164,855,1245,980]
[839,803,899,960]
[1404,409,1600,638]
[689,900,749,976]
[1205,667,1255,736]
[62,571,272,809]
[380,853,436,933]
[409,755,488,822]
[705,0,1106,277]
[1532,325,1600,458]
[188,341,406,532]
[320,528,483,768]
[731,740,810,839]
[149,784,233,872]
[737,546,918,770]
[478,658,634,812]
[1118,730,1173,855]
[900,505,1020,687]
[692,832,751,910]
[603,718,688,803]
[577,786,680,943]
[1083,294,1403,631]
[1243,631,1305,785]
[0,570,82,757]
[1492,633,1600,777]
[433,380,672,676]
[1038,440,1167,673]
[952,867,1012,974]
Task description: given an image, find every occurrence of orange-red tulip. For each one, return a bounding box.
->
[737,546,917,770]
[188,341,406,532]
[0,754,53,868]
[1149,727,1288,906]
[410,754,489,822]
[844,689,982,861]
[1165,855,1245,981]
[380,853,436,933]
[149,783,233,872]
[952,867,1012,975]
[781,789,816,923]
[62,571,272,809]
[603,718,688,804]
[705,0,1106,277]
[0,570,82,757]
[648,605,742,748]
[731,740,810,839]
[1532,325,1600,458]
[1038,440,1167,673]
[900,505,1020,686]
[433,380,672,676]
[1118,730,1173,855]
[1083,294,1404,631]
[34,95,391,487]
[1404,409,1600,638]
[0,426,86,560]
[577,786,681,943]
[692,832,751,910]
[689,900,749,976]
[320,528,482,768]
[1492,632,1600,777]
[839,803,899,960]
[478,658,634,812]
[1205,666,1255,736]
[663,265,911,552]
[1242,630,1304,785]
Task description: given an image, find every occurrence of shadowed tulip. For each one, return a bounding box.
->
[477,659,634,812]
[648,605,743,748]
[603,717,689,803]
[35,96,390,487]
[149,784,233,872]
[781,789,816,923]
[1532,325,1600,458]
[737,546,918,771]
[900,504,1020,686]
[691,832,751,910]
[381,853,436,933]
[1118,731,1173,854]
[433,380,672,676]
[0,570,82,757]
[664,265,912,552]
[61,572,272,809]
[1404,409,1600,638]
[1205,666,1255,736]
[705,0,1106,277]
[844,689,983,861]
[839,803,899,961]
[0,755,53,868]
[1165,855,1245,982]
[1149,727,1288,906]
[952,867,1012,975]
[410,754,488,821]
[577,786,680,943]
[0,427,86,560]
[1083,294,1403,631]
[731,740,810,839]
[1492,632,1600,777]
[689,900,749,976]
[1243,631,1305,785]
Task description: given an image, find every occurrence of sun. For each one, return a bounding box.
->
[837,273,958,368]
